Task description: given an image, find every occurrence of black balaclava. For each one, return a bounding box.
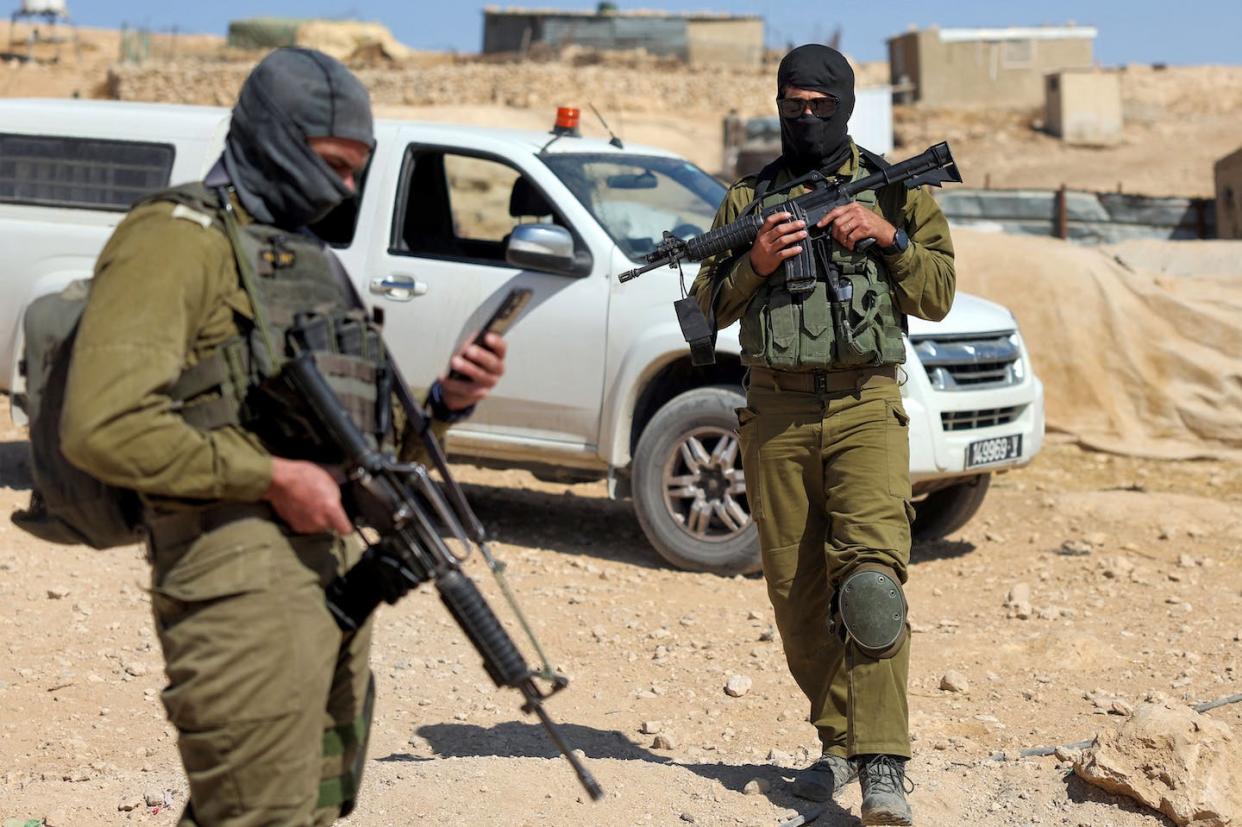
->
[776,44,855,175]
[223,48,374,230]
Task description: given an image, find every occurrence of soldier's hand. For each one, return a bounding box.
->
[440,333,508,410]
[264,458,352,535]
[819,202,897,251]
[748,211,807,277]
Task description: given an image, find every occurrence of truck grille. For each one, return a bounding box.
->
[941,406,1025,432]
[912,332,1022,390]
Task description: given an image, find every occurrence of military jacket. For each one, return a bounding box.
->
[60,189,446,509]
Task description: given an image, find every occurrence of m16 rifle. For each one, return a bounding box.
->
[618,142,962,366]
[271,350,605,802]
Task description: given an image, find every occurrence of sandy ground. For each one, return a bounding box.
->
[2,392,1240,826]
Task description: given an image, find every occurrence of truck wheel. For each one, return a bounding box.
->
[632,386,760,575]
[912,473,992,541]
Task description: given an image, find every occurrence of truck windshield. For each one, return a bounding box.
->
[542,153,726,261]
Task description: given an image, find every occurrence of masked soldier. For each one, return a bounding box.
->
[59,49,506,825]
[690,44,955,825]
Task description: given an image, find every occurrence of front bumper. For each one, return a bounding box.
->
[902,336,1046,484]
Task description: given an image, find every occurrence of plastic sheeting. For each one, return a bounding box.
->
[953,229,1242,459]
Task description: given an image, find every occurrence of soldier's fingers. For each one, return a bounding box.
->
[776,245,804,260]
[464,344,504,379]
[775,229,808,249]
[481,333,508,361]
[764,219,804,244]
[819,204,851,227]
[762,211,793,230]
[327,504,352,536]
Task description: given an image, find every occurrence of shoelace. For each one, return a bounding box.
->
[858,755,915,795]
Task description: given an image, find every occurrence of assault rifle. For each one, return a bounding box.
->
[617,142,962,366]
[274,351,605,802]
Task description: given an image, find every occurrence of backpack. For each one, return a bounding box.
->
[10,280,145,549]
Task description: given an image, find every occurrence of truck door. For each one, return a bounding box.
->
[361,143,609,455]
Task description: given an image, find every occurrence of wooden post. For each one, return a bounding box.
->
[1055,184,1068,240]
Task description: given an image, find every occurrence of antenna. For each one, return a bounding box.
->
[588,103,624,150]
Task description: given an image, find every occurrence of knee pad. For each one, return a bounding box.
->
[838,563,908,659]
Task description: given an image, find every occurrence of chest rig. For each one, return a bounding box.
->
[141,183,393,456]
[738,161,906,373]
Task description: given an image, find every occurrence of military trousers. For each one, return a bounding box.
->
[147,511,375,826]
[737,373,913,759]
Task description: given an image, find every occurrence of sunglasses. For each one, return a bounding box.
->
[776,96,839,119]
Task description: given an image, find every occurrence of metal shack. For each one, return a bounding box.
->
[887,25,1096,108]
[482,6,764,68]
[1045,69,1122,145]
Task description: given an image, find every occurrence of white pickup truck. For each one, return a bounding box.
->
[0,99,1045,574]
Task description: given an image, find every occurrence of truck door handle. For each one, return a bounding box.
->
[370,275,428,301]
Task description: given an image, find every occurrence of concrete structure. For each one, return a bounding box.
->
[888,25,1096,108]
[1216,146,1242,239]
[1045,69,1122,145]
[482,7,763,68]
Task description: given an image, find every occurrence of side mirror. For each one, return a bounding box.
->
[505,224,591,277]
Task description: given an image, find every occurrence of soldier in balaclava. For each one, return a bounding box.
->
[688,43,958,826]
[61,48,507,824]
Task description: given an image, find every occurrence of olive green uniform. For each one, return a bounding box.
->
[61,196,446,825]
[690,143,954,759]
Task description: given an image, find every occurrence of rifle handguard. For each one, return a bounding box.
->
[683,213,764,261]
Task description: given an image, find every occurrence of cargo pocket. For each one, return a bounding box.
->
[885,398,912,499]
[151,520,303,729]
[735,406,763,522]
[766,290,799,370]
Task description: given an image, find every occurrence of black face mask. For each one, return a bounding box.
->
[222,48,375,231]
[776,44,856,175]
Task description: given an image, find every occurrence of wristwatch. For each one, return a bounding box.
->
[881,227,909,256]
[426,380,475,424]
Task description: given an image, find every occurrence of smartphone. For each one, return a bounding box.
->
[448,287,533,380]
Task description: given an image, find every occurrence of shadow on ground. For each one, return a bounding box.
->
[910,538,977,563]
[383,720,860,825]
[458,481,662,569]
[0,441,32,490]
[1064,772,1175,826]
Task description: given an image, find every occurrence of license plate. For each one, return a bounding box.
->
[966,434,1023,468]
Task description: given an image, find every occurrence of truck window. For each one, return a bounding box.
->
[391,149,562,265]
[542,153,725,261]
[0,133,174,211]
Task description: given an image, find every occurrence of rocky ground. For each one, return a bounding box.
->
[1,392,1240,825]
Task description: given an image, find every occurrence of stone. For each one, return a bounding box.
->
[46,587,70,600]
[724,674,752,698]
[652,733,678,750]
[758,626,776,642]
[1178,554,1198,569]
[1075,703,1242,826]
[743,778,770,796]
[680,813,697,823]
[940,671,969,693]
[1059,540,1093,557]
[1006,583,1033,619]
[766,749,793,767]
[639,720,662,735]
[144,789,166,807]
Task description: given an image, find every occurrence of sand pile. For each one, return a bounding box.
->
[954,229,1242,459]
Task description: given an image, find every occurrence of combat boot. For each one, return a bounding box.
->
[857,754,914,825]
[790,753,856,802]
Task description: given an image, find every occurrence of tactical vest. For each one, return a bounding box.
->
[139,183,393,457]
[738,162,907,373]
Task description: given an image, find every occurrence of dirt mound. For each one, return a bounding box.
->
[294,20,411,63]
[954,229,1242,458]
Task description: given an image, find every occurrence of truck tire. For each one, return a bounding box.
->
[912,473,991,541]
[632,386,760,575]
